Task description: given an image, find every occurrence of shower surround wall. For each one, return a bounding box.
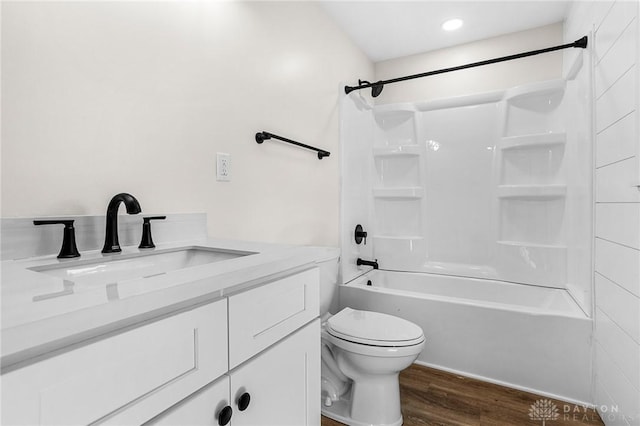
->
[340,52,592,402]
[342,59,591,302]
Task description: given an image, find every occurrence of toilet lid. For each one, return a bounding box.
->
[326,308,425,347]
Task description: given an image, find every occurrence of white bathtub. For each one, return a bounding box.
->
[339,270,592,404]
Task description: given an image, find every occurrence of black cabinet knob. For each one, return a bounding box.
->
[237,392,251,411]
[218,405,232,426]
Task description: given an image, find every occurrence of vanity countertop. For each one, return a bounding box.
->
[1,238,335,370]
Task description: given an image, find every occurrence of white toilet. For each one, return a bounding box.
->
[315,249,425,426]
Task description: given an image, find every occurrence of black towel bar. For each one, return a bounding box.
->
[255,131,330,160]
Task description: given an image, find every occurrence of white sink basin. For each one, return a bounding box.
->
[30,247,255,286]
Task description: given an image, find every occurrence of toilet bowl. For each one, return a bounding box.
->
[321,308,425,426]
[313,247,425,426]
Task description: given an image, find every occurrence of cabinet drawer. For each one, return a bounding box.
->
[228,268,319,368]
[2,299,228,426]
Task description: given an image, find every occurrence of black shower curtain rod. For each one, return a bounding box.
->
[345,36,588,98]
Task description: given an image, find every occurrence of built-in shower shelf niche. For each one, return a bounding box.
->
[500,132,566,150]
[498,78,569,251]
[373,187,424,199]
[500,143,565,185]
[373,106,417,147]
[504,79,566,110]
[373,144,421,157]
[503,79,566,137]
[497,184,566,200]
[374,150,422,187]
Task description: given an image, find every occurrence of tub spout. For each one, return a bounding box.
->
[357,258,378,269]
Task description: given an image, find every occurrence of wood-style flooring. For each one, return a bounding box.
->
[321,364,604,426]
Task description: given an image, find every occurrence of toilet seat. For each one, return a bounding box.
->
[326,308,425,347]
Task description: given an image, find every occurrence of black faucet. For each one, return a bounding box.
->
[357,258,379,269]
[102,193,142,254]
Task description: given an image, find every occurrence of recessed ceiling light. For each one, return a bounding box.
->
[442,18,463,31]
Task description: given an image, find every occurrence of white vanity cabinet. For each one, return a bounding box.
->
[149,320,319,426]
[226,267,320,425]
[1,267,320,426]
[149,267,320,426]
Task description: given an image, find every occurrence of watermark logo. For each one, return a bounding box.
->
[528,400,622,423]
[529,399,560,425]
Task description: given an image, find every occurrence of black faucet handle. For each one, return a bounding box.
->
[139,216,166,249]
[143,216,167,222]
[34,219,81,258]
[354,224,368,245]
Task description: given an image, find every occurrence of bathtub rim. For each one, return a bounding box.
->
[344,269,589,319]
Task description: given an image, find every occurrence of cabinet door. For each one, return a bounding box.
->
[2,300,228,426]
[230,319,320,426]
[145,376,230,426]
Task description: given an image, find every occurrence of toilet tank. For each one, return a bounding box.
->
[309,247,341,317]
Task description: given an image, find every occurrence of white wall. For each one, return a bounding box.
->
[374,23,564,104]
[1,1,373,246]
[565,1,640,424]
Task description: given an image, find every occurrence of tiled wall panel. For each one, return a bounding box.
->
[594,0,637,62]
[595,112,636,167]
[594,343,640,426]
[567,0,640,423]
[595,238,640,297]
[595,65,636,133]
[595,307,640,382]
[595,273,640,343]
[595,20,637,98]
[595,203,640,249]
[596,157,640,202]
